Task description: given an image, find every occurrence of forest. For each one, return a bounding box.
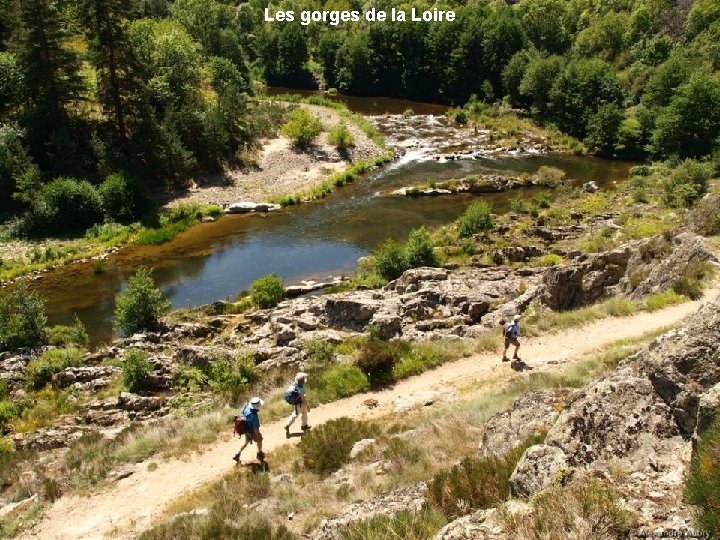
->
[0,0,719,236]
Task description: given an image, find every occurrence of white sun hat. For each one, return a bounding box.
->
[250,396,264,410]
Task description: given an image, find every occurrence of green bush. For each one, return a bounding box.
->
[123,349,152,393]
[329,123,355,151]
[0,283,47,351]
[314,364,369,402]
[26,177,104,236]
[207,357,258,402]
[428,433,544,519]
[457,202,495,238]
[341,509,447,540]
[281,108,323,148]
[47,316,88,347]
[251,274,285,309]
[686,415,720,535]
[532,192,552,209]
[99,172,146,224]
[373,239,409,281]
[25,347,85,391]
[356,339,409,388]
[663,160,713,208]
[304,340,336,365]
[114,267,171,335]
[535,166,566,186]
[300,417,380,475]
[404,227,440,268]
[0,400,19,431]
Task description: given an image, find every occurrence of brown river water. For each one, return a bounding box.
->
[31,91,634,344]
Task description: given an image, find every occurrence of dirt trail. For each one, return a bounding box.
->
[20,290,718,540]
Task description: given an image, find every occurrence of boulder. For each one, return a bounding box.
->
[582,181,599,193]
[542,265,585,310]
[368,313,402,340]
[225,201,280,214]
[53,366,121,389]
[696,383,720,436]
[173,346,233,369]
[309,483,427,540]
[635,297,720,436]
[545,371,680,466]
[325,296,381,331]
[479,389,571,458]
[350,438,376,458]
[509,444,569,498]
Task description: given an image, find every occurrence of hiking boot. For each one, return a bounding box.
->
[301,425,312,431]
[502,356,509,362]
[285,426,290,439]
[232,452,240,464]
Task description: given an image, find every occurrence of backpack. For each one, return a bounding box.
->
[233,414,247,436]
[504,322,516,339]
[233,404,252,436]
[284,384,302,405]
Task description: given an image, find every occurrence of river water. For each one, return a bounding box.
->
[34,93,634,344]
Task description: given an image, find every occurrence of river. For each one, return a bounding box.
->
[34,93,634,344]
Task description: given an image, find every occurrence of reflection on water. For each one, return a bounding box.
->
[34,97,634,344]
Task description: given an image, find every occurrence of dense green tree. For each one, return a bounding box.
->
[82,0,145,150]
[0,52,24,118]
[651,72,720,158]
[549,58,624,137]
[519,54,563,116]
[585,103,624,155]
[517,0,572,54]
[0,123,34,207]
[114,266,171,335]
[0,283,47,351]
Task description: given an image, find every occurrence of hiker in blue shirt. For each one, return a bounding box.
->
[501,315,521,362]
[233,396,264,463]
[284,372,311,438]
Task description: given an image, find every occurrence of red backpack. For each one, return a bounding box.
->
[234,411,247,436]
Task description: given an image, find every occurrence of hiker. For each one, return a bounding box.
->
[284,372,311,438]
[233,396,264,464]
[501,315,521,362]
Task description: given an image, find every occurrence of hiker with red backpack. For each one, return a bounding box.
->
[284,372,311,438]
[233,396,264,464]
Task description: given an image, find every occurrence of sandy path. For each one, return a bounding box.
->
[20,290,718,540]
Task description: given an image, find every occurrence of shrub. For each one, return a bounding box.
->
[502,477,637,538]
[686,415,720,534]
[99,172,146,223]
[123,349,152,393]
[663,160,713,208]
[645,290,684,311]
[373,239,409,281]
[251,274,285,309]
[27,177,104,235]
[535,166,566,186]
[509,198,529,213]
[532,191,552,209]
[300,417,380,475]
[356,338,409,387]
[341,509,447,540]
[47,316,89,347]
[25,347,85,391]
[328,123,355,151]
[0,400,19,431]
[207,356,258,402]
[428,433,544,519]
[457,202,495,238]
[304,340,336,365]
[114,267,171,335]
[405,227,439,268]
[314,364,369,402]
[672,261,715,300]
[0,283,47,351]
[281,108,323,148]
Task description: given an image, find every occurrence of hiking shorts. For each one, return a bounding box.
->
[505,336,520,348]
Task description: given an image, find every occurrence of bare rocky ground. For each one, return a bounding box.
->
[164,104,384,207]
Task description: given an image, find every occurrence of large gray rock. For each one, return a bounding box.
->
[309,483,427,540]
[509,444,569,498]
[696,383,720,436]
[635,296,720,435]
[325,296,381,331]
[53,366,121,389]
[479,389,571,458]
[545,371,680,466]
[542,266,585,310]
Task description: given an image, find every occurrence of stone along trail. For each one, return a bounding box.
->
[20,290,719,540]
